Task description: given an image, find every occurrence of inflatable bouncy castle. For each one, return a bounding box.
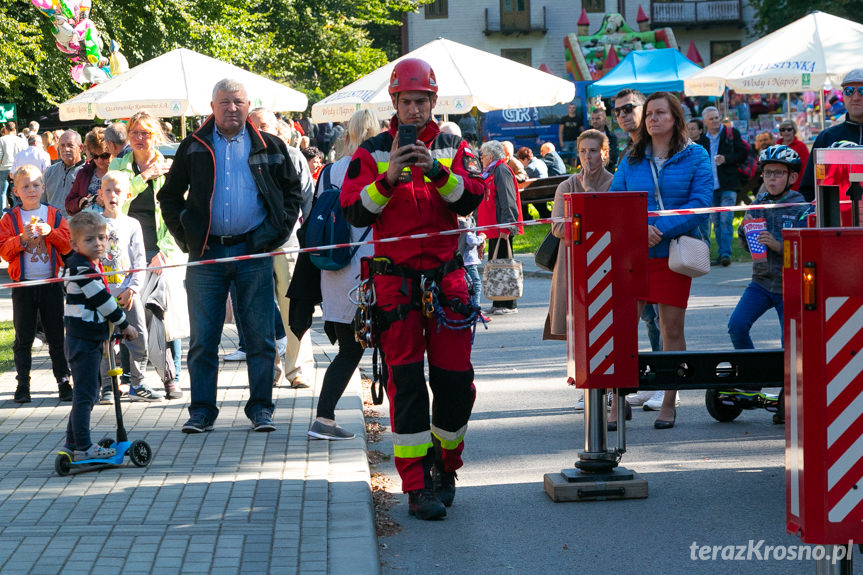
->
[564,11,677,82]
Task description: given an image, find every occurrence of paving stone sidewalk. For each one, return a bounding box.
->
[0,272,379,575]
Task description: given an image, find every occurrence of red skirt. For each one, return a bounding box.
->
[641,258,692,309]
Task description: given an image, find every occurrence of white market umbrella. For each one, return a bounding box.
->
[59,48,308,121]
[684,11,863,96]
[311,38,575,123]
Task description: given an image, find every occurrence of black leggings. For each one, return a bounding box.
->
[316,321,365,420]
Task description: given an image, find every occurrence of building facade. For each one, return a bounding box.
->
[405,0,757,79]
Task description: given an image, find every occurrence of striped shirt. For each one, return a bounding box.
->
[63,252,129,340]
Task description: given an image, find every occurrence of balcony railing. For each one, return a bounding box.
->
[484,5,547,35]
[651,0,743,27]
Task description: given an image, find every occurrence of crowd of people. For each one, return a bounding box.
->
[2,58,862,521]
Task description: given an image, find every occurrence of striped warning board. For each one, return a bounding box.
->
[825,296,863,523]
[585,231,613,376]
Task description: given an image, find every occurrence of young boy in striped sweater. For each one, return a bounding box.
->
[62,211,138,460]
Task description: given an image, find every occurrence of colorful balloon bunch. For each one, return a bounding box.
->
[30,0,128,85]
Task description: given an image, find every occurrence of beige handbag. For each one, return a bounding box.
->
[650,160,710,279]
[482,239,523,301]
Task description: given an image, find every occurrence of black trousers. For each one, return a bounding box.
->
[315,321,365,420]
[12,283,70,385]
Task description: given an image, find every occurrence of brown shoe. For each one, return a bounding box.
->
[290,375,310,389]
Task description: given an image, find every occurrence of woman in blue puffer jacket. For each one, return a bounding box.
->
[610,91,713,430]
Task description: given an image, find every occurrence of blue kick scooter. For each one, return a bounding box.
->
[55,326,152,476]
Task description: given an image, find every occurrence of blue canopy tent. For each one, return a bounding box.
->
[587,48,702,98]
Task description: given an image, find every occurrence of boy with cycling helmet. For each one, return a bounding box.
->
[727,145,808,423]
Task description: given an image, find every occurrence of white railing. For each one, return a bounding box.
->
[651,0,741,25]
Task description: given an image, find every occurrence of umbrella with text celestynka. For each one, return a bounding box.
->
[311,38,575,123]
[58,48,308,121]
[684,11,863,96]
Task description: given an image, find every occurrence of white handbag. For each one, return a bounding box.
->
[650,160,710,278]
[482,239,523,301]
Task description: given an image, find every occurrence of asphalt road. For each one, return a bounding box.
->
[368,259,851,575]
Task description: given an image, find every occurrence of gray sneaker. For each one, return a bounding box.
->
[308,420,355,440]
[128,384,164,402]
[99,386,114,405]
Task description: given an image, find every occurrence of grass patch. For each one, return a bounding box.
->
[0,321,13,375]
[513,213,752,264]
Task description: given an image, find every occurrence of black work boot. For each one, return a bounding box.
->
[14,384,31,403]
[58,379,73,402]
[432,464,457,507]
[408,489,446,520]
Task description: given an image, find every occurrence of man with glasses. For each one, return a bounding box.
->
[613,89,645,156]
[702,105,748,267]
[43,130,84,218]
[798,68,863,202]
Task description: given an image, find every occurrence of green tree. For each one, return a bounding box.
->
[0,0,426,120]
[749,1,863,35]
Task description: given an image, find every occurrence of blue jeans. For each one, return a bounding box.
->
[640,303,662,352]
[464,264,481,308]
[728,282,784,349]
[185,242,276,422]
[561,141,577,164]
[65,334,103,451]
[230,283,286,352]
[711,190,737,258]
[0,170,9,211]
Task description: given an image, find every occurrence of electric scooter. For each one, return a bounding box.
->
[704,387,784,424]
[55,327,153,476]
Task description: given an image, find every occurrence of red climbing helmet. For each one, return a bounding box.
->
[388,58,438,95]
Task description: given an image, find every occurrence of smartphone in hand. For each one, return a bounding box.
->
[397,124,418,163]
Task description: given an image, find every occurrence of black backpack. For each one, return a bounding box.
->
[305,164,370,271]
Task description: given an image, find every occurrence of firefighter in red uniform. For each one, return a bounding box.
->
[341,58,486,520]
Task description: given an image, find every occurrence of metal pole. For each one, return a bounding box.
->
[820,89,826,134]
[584,388,607,454]
[814,545,852,575]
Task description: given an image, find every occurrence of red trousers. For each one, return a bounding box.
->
[376,270,476,492]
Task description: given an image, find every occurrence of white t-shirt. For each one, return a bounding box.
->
[19,205,53,280]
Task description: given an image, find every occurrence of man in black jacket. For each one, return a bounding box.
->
[702,106,748,266]
[158,78,303,434]
[798,68,863,202]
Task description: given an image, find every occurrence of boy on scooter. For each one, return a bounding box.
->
[727,145,808,423]
[61,211,137,460]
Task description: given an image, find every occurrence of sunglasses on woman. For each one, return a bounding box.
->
[91,152,112,160]
[613,103,641,117]
[843,86,863,97]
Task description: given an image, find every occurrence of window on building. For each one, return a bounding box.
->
[583,0,604,13]
[424,0,448,19]
[501,48,532,67]
[501,0,530,31]
[710,40,740,64]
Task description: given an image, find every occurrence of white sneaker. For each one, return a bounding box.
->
[643,390,681,411]
[574,395,584,411]
[223,349,246,361]
[626,390,656,407]
[32,336,43,349]
[276,337,287,357]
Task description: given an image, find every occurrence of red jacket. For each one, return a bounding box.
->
[0,204,71,281]
[65,160,98,215]
[477,159,524,239]
[341,116,485,271]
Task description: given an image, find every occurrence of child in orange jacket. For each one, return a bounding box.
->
[0,165,72,403]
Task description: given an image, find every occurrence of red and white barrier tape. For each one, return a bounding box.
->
[0,199,819,290]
